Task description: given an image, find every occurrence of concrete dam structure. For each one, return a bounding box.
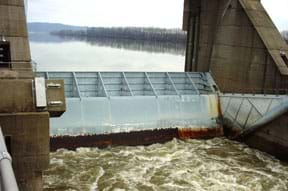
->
[183,0,288,159]
[37,72,223,151]
[0,0,65,190]
[183,0,288,93]
[40,0,288,160]
[0,0,288,190]
[37,71,288,160]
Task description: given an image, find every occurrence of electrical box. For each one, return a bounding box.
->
[45,80,66,117]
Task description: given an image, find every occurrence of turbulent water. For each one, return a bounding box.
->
[44,138,288,191]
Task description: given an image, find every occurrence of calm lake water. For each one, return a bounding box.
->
[30,33,185,72]
[29,33,288,191]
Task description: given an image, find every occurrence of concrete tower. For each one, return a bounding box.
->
[183,0,288,94]
[0,0,33,78]
[0,1,66,190]
[183,0,288,160]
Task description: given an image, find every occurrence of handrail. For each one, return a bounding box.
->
[0,127,19,191]
[37,72,216,98]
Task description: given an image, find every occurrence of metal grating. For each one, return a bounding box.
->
[37,72,216,98]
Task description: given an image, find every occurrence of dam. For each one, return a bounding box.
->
[37,71,288,159]
[37,71,222,150]
[0,0,288,190]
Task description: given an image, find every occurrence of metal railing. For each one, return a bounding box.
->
[0,128,19,191]
[37,72,217,98]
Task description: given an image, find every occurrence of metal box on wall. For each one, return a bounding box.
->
[46,80,66,117]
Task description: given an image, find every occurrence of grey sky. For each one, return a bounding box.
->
[262,0,288,31]
[27,0,288,30]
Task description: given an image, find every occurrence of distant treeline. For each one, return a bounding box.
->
[51,27,187,44]
[54,34,186,56]
[282,31,288,43]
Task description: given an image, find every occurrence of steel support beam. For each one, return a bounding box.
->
[144,72,158,97]
[45,72,49,80]
[166,72,180,96]
[98,72,109,98]
[72,72,81,98]
[186,73,200,95]
[122,72,134,96]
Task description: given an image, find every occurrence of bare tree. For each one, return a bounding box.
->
[51,27,187,44]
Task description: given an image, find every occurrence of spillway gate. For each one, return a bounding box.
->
[37,72,222,142]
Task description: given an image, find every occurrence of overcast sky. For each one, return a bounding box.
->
[27,0,288,30]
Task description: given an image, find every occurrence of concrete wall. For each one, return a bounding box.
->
[0,0,33,78]
[0,112,50,191]
[0,78,54,190]
[0,1,67,190]
[183,0,288,94]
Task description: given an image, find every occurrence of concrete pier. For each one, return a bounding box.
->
[0,1,66,190]
[183,0,288,159]
[183,0,288,94]
[0,0,33,78]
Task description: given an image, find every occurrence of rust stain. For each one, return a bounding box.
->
[207,95,219,118]
[178,127,223,139]
[50,127,224,151]
[217,96,223,119]
[50,128,178,151]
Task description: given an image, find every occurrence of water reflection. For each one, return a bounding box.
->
[29,33,186,56]
[29,32,66,43]
[29,33,185,72]
[56,35,186,56]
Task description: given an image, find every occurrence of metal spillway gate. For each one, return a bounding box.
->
[36,71,288,152]
[37,72,222,147]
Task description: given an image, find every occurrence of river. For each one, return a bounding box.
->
[29,33,288,191]
[29,33,185,72]
[43,138,288,191]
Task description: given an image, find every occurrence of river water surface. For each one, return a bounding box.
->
[29,33,288,191]
[30,33,185,72]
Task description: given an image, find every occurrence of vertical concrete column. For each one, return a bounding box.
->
[183,0,288,93]
[0,112,50,191]
[0,2,65,191]
[0,0,33,78]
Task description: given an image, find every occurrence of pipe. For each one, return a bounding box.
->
[238,98,288,138]
[0,128,19,191]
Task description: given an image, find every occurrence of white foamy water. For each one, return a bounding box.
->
[44,138,288,191]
